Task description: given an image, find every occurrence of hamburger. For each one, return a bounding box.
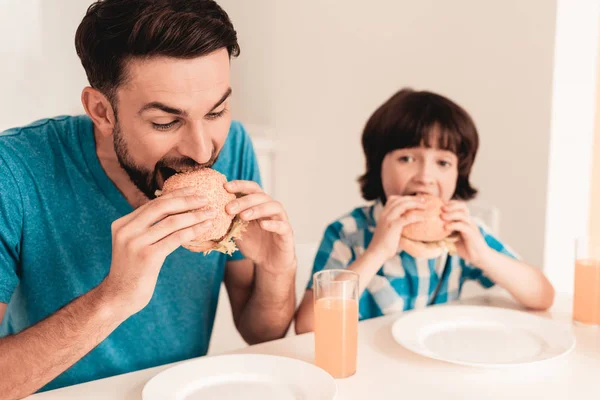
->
[399,194,459,258]
[157,168,247,255]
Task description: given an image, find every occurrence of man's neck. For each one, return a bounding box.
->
[93,127,149,209]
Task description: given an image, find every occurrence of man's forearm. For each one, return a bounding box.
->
[477,250,555,310]
[0,284,128,399]
[237,263,296,345]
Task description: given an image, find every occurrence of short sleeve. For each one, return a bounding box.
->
[462,223,519,288]
[0,152,23,303]
[226,123,263,262]
[480,225,519,260]
[306,221,356,289]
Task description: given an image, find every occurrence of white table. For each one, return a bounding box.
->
[29,292,600,399]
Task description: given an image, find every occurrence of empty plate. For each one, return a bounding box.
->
[142,354,337,400]
[391,305,575,367]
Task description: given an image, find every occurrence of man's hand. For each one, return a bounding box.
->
[102,187,217,315]
[225,180,295,272]
[222,180,296,344]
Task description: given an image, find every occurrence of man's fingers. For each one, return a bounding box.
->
[117,187,197,227]
[158,186,197,199]
[226,192,271,216]
[225,180,263,195]
[239,201,286,222]
[141,208,217,246]
[259,219,292,235]
[132,195,208,231]
[152,220,215,258]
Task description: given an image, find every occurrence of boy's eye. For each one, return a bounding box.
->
[152,120,179,131]
[206,108,227,121]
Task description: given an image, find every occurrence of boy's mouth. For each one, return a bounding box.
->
[406,191,435,196]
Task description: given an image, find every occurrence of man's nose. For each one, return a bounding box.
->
[178,123,213,165]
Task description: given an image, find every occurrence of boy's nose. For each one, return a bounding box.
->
[414,164,436,185]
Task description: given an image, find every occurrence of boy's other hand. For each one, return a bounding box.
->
[441,201,489,266]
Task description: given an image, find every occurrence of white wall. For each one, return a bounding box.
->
[0,0,88,131]
[590,2,600,243]
[220,0,558,272]
[543,0,600,294]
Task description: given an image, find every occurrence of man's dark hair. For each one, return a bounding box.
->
[358,88,479,202]
[75,0,239,102]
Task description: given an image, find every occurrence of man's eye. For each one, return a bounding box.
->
[152,121,179,131]
[206,109,227,120]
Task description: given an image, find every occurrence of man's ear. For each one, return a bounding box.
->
[81,87,116,137]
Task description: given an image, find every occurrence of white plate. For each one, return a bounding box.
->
[391,305,575,367]
[142,354,337,400]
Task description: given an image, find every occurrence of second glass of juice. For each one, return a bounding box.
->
[573,237,600,325]
[313,269,359,379]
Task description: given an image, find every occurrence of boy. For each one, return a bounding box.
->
[295,88,554,333]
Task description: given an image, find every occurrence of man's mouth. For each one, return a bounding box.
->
[156,167,178,189]
[154,153,217,190]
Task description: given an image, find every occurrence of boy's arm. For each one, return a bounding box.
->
[475,249,554,310]
[294,291,314,334]
[294,249,388,334]
[442,202,554,310]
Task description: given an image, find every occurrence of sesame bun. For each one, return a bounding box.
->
[160,169,246,255]
[402,195,452,242]
[400,194,457,258]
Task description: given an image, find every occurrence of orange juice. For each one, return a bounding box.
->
[573,259,600,324]
[314,297,358,378]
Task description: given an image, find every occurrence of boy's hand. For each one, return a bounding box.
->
[367,195,425,261]
[442,201,490,266]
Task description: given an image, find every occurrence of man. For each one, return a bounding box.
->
[0,0,297,397]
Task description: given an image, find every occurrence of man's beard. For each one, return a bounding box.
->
[112,122,217,199]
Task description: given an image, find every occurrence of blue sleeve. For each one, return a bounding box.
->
[481,226,519,260]
[226,122,263,262]
[0,152,22,303]
[462,224,519,288]
[306,221,356,289]
[240,130,262,189]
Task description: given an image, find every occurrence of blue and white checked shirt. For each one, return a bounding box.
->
[308,201,517,320]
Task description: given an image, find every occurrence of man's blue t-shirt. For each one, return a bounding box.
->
[0,115,261,391]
